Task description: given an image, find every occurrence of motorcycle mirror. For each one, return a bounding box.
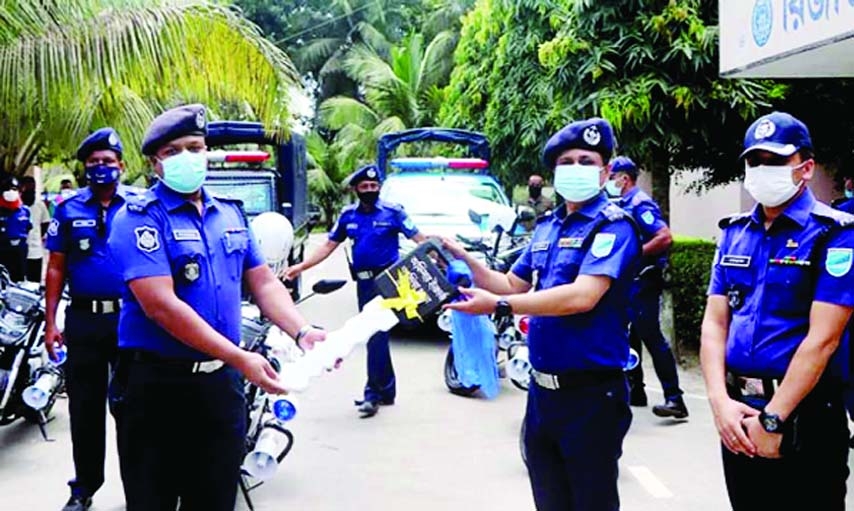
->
[311,279,347,295]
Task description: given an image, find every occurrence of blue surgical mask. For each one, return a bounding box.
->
[85,164,120,185]
[554,164,603,203]
[845,190,854,199]
[159,151,207,194]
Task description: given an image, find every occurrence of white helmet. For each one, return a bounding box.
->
[250,212,294,275]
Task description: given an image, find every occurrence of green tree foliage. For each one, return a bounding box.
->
[0,0,299,181]
[305,131,350,229]
[441,0,782,217]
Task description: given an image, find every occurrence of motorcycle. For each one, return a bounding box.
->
[0,267,68,441]
[441,205,535,396]
[238,278,347,511]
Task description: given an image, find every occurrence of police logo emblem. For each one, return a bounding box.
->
[47,218,59,237]
[108,132,119,146]
[184,261,201,282]
[825,248,853,277]
[135,226,160,253]
[195,108,206,129]
[641,211,655,225]
[367,169,377,179]
[751,0,773,47]
[79,238,90,251]
[754,119,776,139]
[583,126,601,146]
[591,233,616,258]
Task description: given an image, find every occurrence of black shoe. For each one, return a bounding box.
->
[62,495,92,511]
[356,400,379,418]
[652,396,689,419]
[354,398,394,406]
[629,386,648,407]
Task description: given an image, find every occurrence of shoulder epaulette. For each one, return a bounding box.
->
[378,199,404,212]
[718,212,751,229]
[601,202,628,222]
[125,191,158,214]
[631,190,653,207]
[812,201,854,228]
[340,203,358,214]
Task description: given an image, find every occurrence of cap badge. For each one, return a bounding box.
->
[754,119,776,139]
[195,108,206,129]
[108,133,119,146]
[583,126,601,146]
[367,169,377,178]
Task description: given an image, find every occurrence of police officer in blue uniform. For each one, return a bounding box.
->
[605,156,688,418]
[107,104,327,511]
[0,175,31,281]
[286,164,425,418]
[43,127,132,511]
[444,118,641,510]
[700,112,854,510]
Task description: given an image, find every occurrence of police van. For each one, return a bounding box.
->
[204,121,318,299]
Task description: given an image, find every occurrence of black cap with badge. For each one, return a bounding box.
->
[141,104,208,156]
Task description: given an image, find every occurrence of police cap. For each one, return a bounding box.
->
[542,118,616,169]
[609,156,638,179]
[141,104,208,156]
[740,111,813,159]
[76,127,123,162]
[346,164,381,187]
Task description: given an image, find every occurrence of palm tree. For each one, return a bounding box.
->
[317,31,458,173]
[305,131,352,230]
[0,0,300,181]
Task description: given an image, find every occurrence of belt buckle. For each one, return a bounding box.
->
[192,360,224,374]
[532,370,560,390]
[102,301,115,314]
[356,270,372,280]
[737,376,775,397]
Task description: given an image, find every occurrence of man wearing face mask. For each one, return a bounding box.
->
[44,127,136,511]
[286,164,425,418]
[524,174,554,218]
[832,174,854,213]
[443,118,641,510]
[605,156,687,418]
[107,104,328,510]
[700,112,854,510]
[0,175,32,282]
[20,176,50,283]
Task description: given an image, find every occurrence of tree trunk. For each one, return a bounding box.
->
[647,146,671,224]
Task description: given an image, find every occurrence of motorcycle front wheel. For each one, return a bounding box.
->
[443,347,480,397]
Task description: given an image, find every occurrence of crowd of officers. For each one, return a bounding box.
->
[7,104,853,511]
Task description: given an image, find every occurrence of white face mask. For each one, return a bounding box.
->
[743,163,804,207]
[2,190,19,202]
[554,164,602,203]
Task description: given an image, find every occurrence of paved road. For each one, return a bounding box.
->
[3,236,854,510]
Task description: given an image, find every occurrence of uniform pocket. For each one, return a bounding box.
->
[222,229,249,281]
[765,265,811,317]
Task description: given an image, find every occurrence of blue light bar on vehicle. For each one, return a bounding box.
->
[389,157,489,171]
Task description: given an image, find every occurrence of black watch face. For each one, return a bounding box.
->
[762,414,780,432]
[495,300,511,316]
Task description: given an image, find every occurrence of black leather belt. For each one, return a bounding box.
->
[726,371,782,400]
[353,268,383,281]
[531,368,624,391]
[125,349,225,374]
[69,298,122,314]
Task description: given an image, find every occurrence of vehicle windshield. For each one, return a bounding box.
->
[382,176,508,216]
[204,178,274,217]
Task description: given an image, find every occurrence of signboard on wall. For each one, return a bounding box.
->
[720,0,854,77]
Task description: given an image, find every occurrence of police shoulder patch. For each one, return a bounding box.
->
[641,210,655,225]
[135,226,160,253]
[47,218,59,237]
[825,248,853,277]
[403,216,415,231]
[591,232,617,258]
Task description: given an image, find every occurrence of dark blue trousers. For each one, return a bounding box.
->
[64,308,119,498]
[626,276,682,399]
[114,359,246,511]
[357,279,396,403]
[523,376,632,511]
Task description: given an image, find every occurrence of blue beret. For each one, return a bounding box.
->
[609,156,638,178]
[542,118,616,169]
[346,164,381,186]
[76,127,123,162]
[741,111,813,159]
[141,104,208,156]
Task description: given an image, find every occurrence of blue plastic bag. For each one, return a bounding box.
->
[447,260,500,399]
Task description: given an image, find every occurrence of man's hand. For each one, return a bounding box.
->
[44,323,64,361]
[236,352,288,395]
[284,263,305,282]
[710,396,759,457]
[438,236,470,260]
[443,287,499,315]
[743,416,783,459]
[297,327,327,351]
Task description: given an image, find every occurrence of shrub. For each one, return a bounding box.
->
[668,235,716,352]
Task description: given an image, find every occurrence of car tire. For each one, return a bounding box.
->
[443,346,480,397]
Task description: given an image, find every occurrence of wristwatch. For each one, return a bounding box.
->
[494,297,513,318]
[759,409,784,434]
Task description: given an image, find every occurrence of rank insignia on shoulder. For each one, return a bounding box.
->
[184,260,201,282]
[135,226,160,253]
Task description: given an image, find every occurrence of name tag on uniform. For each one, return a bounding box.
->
[531,241,550,252]
[173,229,202,241]
[558,237,583,249]
[720,255,751,268]
[374,221,393,228]
[346,223,358,230]
[72,219,96,228]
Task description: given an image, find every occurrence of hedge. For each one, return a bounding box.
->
[668,235,717,352]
